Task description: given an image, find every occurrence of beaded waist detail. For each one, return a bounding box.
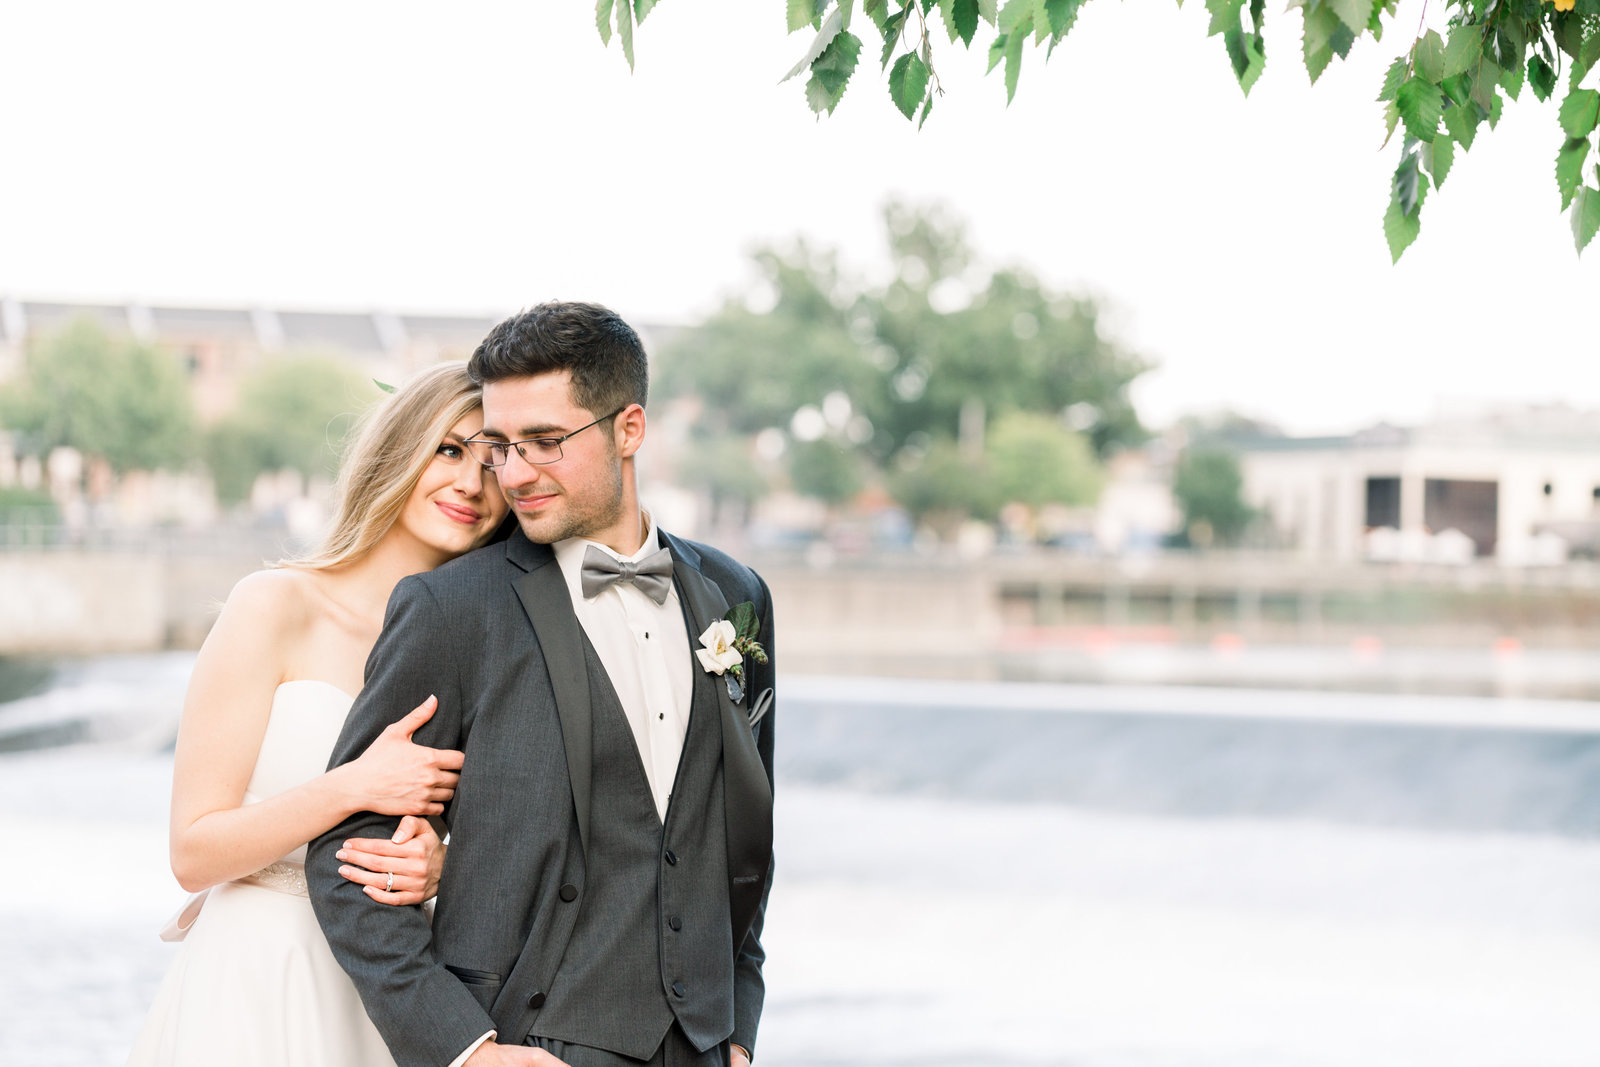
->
[234,860,308,897]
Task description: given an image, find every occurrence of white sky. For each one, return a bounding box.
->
[3,0,1596,434]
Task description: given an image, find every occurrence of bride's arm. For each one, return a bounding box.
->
[168,572,461,893]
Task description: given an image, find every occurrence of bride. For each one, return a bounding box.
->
[127,361,509,1067]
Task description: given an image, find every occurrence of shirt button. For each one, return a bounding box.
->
[528,991,546,1009]
[664,849,678,866]
[671,980,687,998]
[559,883,579,902]
[667,915,682,931]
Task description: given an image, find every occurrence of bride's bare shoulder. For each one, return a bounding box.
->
[218,567,319,630]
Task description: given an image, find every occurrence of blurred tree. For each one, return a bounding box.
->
[987,411,1101,510]
[0,318,194,474]
[787,437,865,506]
[206,355,367,505]
[657,200,1147,527]
[1172,447,1257,547]
[888,439,1002,527]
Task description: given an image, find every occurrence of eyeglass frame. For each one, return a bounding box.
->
[463,407,627,469]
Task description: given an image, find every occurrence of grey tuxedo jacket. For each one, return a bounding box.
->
[306,529,775,1067]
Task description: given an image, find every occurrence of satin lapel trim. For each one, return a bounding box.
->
[512,557,592,858]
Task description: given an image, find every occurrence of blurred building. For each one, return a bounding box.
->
[0,295,506,421]
[1238,407,1600,564]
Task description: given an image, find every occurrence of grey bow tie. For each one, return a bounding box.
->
[580,544,674,604]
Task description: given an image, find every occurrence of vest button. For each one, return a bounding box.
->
[671,980,687,998]
[559,883,579,902]
[664,850,678,866]
[667,915,682,931]
[528,991,546,1009]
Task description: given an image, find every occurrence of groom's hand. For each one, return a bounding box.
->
[463,1040,570,1066]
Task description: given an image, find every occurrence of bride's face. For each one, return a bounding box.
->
[394,411,508,568]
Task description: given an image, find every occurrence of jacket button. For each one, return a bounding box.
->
[559,883,579,902]
[667,915,682,931]
[528,991,546,1009]
[664,850,678,866]
[671,980,687,998]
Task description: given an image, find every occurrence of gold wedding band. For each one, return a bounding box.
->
[385,871,394,893]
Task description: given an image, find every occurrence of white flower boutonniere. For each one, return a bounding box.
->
[696,601,768,703]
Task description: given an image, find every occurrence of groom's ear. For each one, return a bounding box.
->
[613,403,647,459]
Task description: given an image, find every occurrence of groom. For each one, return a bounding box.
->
[308,302,775,1067]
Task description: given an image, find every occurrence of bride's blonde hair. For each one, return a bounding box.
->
[287,361,485,571]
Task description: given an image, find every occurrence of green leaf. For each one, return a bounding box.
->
[806,30,861,114]
[1578,23,1600,84]
[1302,4,1352,83]
[1572,185,1600,254]
[1384,164,1428,262]
[863,0,888,30]
[997,0,1032,31]
[979,0,998,24]
[1392,148,1421,217]
[880,7,906,69]
[1381,98,1400,148]
[1377,57,1406,101]
[1440,71,1472,108]
[1442,99,1478,149]
[1469,59,1500,112]
[987,32,1006,71]
[1414,28,1445,83]
[1443,23,1482,78]
[596,0,615,45]
[373,378,396,394]
[788,0,818,32]
[888,51,930,118]
[1397,77,1443,143]
[633,0,658,23]
[1328,0,1373,34]
[1557,137,1591,210]
[1499,58,1523,101]
[1421,134,1454,187]
[917,86,934,128]
[783,6,845,81]
[616,0,634,69]
[1042,0,1079,38]
[1560,88,1600,139]
[1528,55,1557,102]
[1004,13,1029,101]
[726,601,760,640]
[1225,29,1267,95]
[950,0,980,41]
[1488,90,1502,129]
[1206,0,1243,37]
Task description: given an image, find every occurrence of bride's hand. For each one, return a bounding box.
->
[337,815,446,906]
[339,695,464,817]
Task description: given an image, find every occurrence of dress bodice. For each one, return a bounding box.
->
[242,680,355,866]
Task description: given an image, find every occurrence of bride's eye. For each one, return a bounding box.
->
[438,443,465,461]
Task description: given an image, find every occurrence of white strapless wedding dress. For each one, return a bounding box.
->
[127,680,398,1067]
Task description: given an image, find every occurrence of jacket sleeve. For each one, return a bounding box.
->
[305,575,496,1067]
[731,570,776,1060]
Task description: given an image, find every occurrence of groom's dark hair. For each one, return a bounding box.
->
[469,301,649,416]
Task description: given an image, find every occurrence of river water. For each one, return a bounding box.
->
[4,655,1599,1067]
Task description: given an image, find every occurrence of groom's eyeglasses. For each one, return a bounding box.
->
[464,409,624,468]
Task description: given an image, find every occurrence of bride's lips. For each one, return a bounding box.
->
[435,501,482,525]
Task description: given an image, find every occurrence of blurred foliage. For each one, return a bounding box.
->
[607,1,1600,256]
[205,355,368,505]
[1172,446,1257,547]
[0,485,60,524]
[0,319,194,474]
[658,201,1148,532]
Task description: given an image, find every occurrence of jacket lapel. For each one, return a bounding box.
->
[508,535,593,858]
[665,533,774,941]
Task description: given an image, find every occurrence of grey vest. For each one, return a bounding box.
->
[531,634,734,1058]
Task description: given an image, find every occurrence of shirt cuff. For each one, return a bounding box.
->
[446,1030,496,1067]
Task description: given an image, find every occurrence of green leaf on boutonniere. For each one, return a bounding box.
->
[724,601,769,670]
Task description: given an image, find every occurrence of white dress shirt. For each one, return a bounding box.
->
[553,517,693,822]
[447,518,694,1067]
